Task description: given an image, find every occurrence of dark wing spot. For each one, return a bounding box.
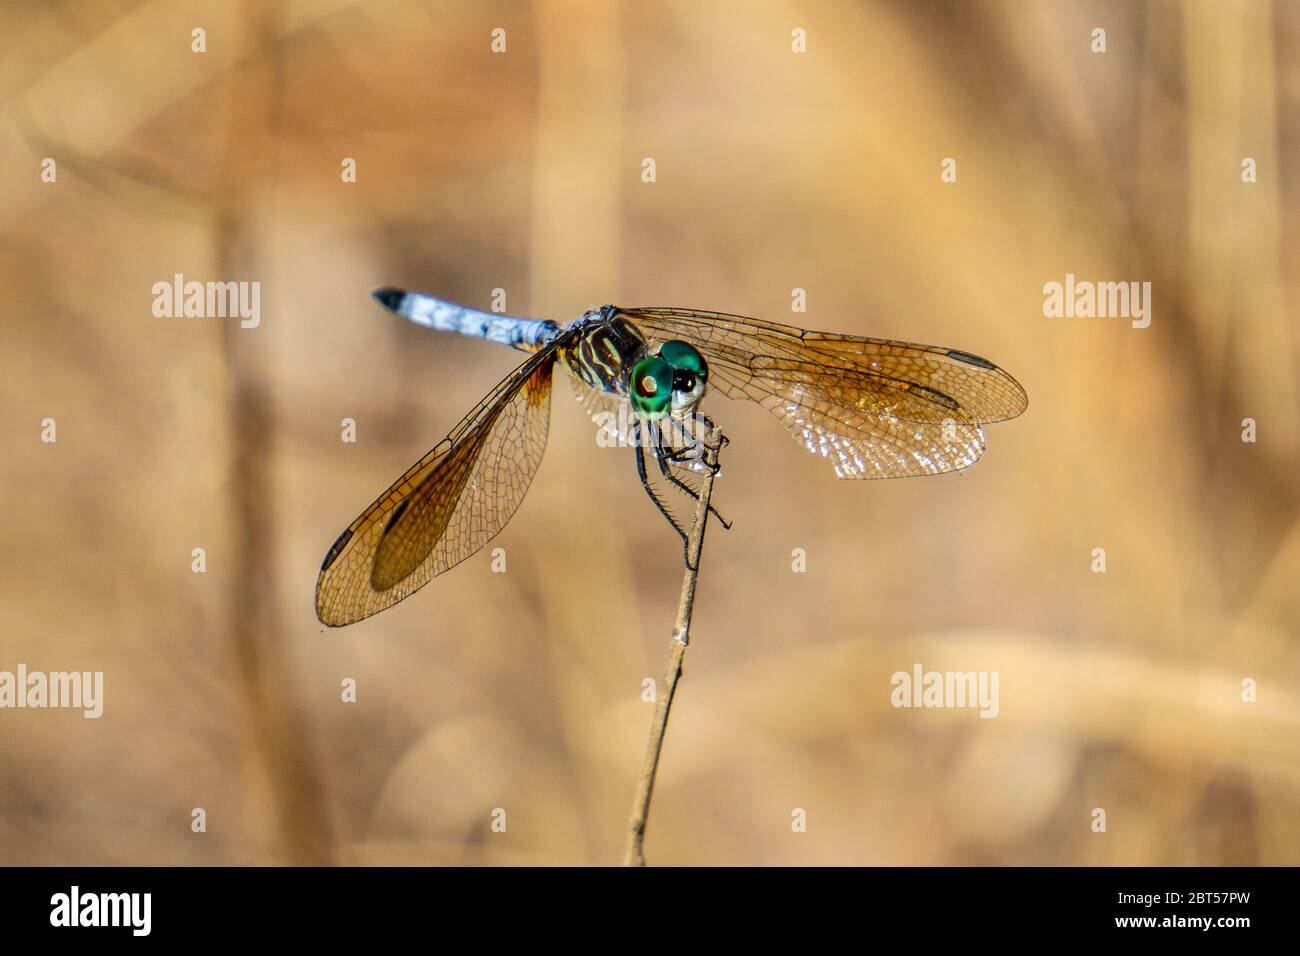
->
[382,498,410,536]
[907,383,960,410]
[946,349,996,370]
[320,528,353,572]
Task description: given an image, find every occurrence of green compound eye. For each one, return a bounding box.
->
[629,356,674,420]
[658,340,707,381]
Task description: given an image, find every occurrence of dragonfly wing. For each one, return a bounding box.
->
[316,342,564,626]
[565,371,635,446]
[621,307,1026,479]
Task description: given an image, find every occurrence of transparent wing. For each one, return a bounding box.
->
[566,370,635,446]
[620,307,1027,479]
[316,343,564,626]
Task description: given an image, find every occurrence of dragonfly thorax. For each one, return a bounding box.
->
[559,311,647,394]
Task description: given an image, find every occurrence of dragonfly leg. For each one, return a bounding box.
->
[652,440,733,530]
[696,413,728,473]
[665,415,728,476]
[632,418,692,566]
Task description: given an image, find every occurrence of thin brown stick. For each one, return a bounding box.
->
[623,429,723,866]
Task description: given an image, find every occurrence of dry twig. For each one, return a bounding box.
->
[623,428,723,866]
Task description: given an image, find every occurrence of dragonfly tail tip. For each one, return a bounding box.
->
[372,287,407,312]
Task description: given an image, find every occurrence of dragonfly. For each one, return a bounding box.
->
[315,289,1027,626]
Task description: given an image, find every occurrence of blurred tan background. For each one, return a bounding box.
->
[2,0,1297,865]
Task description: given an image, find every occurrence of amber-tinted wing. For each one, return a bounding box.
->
[315,342,566,626]
[620,307,1027,480]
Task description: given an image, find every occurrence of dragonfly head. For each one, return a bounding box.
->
[629,356,674,420]
[629,340,708,420]
[659,340,708,415]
